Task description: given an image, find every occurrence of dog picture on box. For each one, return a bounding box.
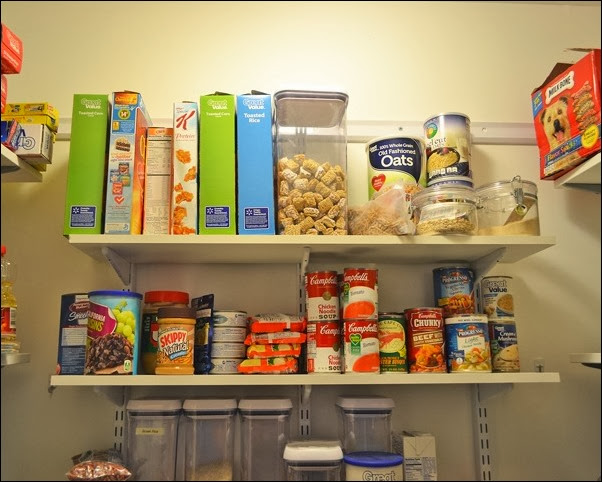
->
[540,96,571,150]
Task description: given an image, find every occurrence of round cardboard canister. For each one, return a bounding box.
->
[344,451,404,481]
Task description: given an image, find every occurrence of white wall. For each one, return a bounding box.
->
[1,1,600,480]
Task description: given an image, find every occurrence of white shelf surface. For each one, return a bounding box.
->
[554,153,601,191]
[1,353,31,367]
[49,372,560,387]
[1,145,42,183]
[569,352,601,369]
[68,234,556,266]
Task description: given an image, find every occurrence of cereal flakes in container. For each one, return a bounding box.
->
[411,185,478,235]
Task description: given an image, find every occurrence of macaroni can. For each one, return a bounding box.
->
[342,319,380,374]
[480,276,514,319]
[424,112,472,184]
[433,266,476,317]
[155,306,196,374]
[378,312,408,373]
[305,270,339,322]
[444,314,491,372]
[489,320,520,372]
[306,321,342,373]
[342,267,378,320]
[404,307,446,373]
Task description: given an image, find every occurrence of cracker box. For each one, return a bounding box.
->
[144,127,173,235]
[199,93,236,234]
[236,93,275,235]
[531,48,601,180]
[1,23,23,74]
[171,102,198,235]
[63,94,110,235]
[15,123,53,163]
[56,293,89,375]
[1,75,6,113]
[402,431,437,481]
[104,91,151,234]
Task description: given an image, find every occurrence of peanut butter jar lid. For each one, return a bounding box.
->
[157,306,196,319]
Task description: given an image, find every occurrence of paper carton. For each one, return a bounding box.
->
[144,127,173,235]
[402,431,437,481]
[56,294,89,375]
[15,123,53,163]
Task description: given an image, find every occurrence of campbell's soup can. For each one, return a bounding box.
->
[480,276,514,319]
[342,319,380,374]
[337,273,344,320]
[342,267,378,320]
[404,307,446,373]
[444,314,491,372]
[305,271,339,322]
[489,320,520,372]
[433,266,476,318]
[306,321,342,373]
[378,312,408,373]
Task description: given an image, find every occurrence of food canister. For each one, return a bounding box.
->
[378,312,408,373]
[445,314,492,372]
[404,307,446,373]
[213,310,248,327]
[155,306,196,374]
[306,321,342,373]
[342,319,380,374]
[433,266,476,317]
[305,270,339,322]
[480,276,514,319]
[283,440,344,481]
[489,320,520,372]
[342,267,378,320]
[344,452,404,481]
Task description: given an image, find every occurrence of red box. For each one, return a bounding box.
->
[1,75,6,113]
[531,49,601,180]
[1,23,23,74]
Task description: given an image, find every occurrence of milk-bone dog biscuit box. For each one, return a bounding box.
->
[1,23,23,74]
[531,48,601,180]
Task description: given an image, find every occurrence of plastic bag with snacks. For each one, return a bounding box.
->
[67,449,131,481]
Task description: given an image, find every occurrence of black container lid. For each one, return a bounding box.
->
[157,306,196,319]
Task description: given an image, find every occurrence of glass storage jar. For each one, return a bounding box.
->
[475,176,540,235]
[411,185,478,235]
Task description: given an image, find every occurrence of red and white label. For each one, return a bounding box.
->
[342,319,380,374]
[405,308,446,373]
[342,268,378,320]
[307,321,341,373]
[306,271,339,322]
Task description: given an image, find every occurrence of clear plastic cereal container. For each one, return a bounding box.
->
[283,440,344,481]
[411,185,478,235]
[273,90,349,235]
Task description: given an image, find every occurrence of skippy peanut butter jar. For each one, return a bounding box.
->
[155,306,196,374]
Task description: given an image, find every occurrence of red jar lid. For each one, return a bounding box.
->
[144,290,189,304]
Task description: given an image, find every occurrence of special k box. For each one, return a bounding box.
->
[531,49,601,180]
[104,91,151,234]
[171,102,198,235]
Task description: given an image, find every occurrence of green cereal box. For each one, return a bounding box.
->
[199,93,236,234]
[63,94,110,235]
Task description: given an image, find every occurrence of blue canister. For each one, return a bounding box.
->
[344,452,404,481]
[433,266,476,318]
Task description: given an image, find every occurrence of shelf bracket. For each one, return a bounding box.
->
[298,385,312,438]
[471,247,506,284]
[297,247,311,317]
[101,247,132,287]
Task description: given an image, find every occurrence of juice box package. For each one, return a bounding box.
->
[236,93,275,235]
[531,48,601,180]
[63,94,110,235]
[104,91,151,234]
[56,293,89,375]
[144,127,173,235]
[171,102,198,235]
[199,93,236,234]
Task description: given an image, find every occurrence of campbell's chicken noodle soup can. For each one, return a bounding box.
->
[305,270,339,322]
[342,319,380,374]
[404,307,446,373]
[306,321,342,373]
[337,273,344,320]
[433,266,476,318]
[378,312,408,373]
[342,267,378,320]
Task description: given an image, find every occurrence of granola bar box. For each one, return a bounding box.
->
[531,48,601,180]
[199,93,236,234]
[236,92,275,235]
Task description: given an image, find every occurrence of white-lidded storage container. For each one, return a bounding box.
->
[126,399,182,481]
[283,440,344,481]
[335,397,394,453]
[180,399,237,481]
[239,398,293,481]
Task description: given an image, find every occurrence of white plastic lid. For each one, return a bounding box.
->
[283,441,343,462]
[335,396,395,411]
[126,399,182,412]
[183,399,237,412]
[238,398,293,412]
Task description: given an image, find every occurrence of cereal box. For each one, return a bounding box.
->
[171,102,198,235]
[104,91,151,234]
[531,48,601,180]
[199,93,236,234]
[236,92,275,234]
[144,127,173,235]
[56,293,89,375]
[63,94,110,235]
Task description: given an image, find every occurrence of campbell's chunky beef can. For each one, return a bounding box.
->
[306,321,342,373]
[342,319,380,374]
[404,307,446,373]
[378,312,408,373]
[305,271,339,322]
[342,267,378,320]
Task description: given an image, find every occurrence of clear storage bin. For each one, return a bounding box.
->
[283,440,344,481]
[239,398,293,481]
[180,399,237,481]
[335,397,394,453]
[126,399,182,481]
[273,90,349,235]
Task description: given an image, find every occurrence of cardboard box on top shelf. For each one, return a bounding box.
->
[1,23,23,74]
[531,48,601,180]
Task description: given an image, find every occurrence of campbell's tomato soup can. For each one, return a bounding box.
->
[404,307,446,373]
[305,271,339,322]
[342,267,378,320]
[306,321,342,373]
[342,319,380,374]
[433,266,476,317]
[378,312,408,373]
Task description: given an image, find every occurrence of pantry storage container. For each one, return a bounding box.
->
[335,397,394,453]
[283,440,344,481]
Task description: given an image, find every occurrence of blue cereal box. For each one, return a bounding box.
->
[56,293,89,375]
[236,93,275,234]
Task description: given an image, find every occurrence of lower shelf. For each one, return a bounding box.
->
[49,372,560,387]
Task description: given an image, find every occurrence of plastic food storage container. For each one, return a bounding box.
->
[283,440,344,481]
[180,399,237,481]
[475,176,540,235]
[335,397,394,453]
[344,452,404,481]
[126,399,182,481]
[411,185,478,235]
[273,90,349,235]
[239,398,293,481]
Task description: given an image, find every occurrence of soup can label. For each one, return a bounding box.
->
[489,321,520,372]
[378,312,408,373]
[342,319,380,373]
[404,307,446,373]
[445,314,491,372]
[305,271,339,322]
[481,276,514,319]
[433,266,476,317]
[307,321,341,373]
[342,267,378,320]
[366,136,427,200]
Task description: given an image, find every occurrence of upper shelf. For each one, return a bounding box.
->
[1,145,42,183]
[569,352,601,369]
[1,352,31,367]
[554,153,600,193]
